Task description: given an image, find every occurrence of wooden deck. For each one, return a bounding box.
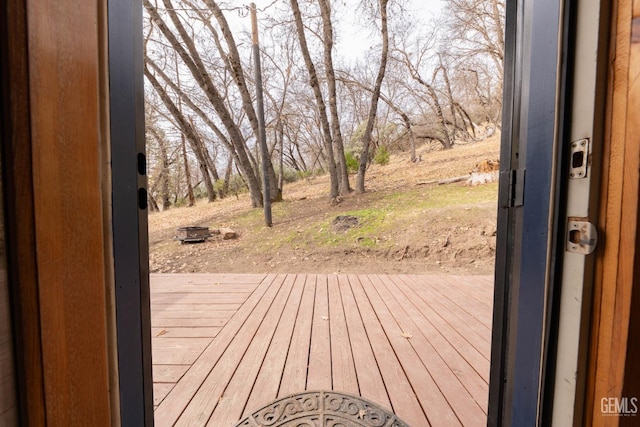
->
[151,273,493,427]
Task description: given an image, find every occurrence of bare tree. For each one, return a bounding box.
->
[318,0,351,195]
[395,45,453,149]
[144,0,266,207]
[289,0,339,201]
[355,0,390,193]
[336,70,417,161]
[443,0,505,125]
[189,0,282,201]
[144,65,217,202]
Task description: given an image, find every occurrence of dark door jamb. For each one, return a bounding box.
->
[108,0,154,425]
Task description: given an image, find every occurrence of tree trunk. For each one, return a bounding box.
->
[335,73,416,162]
[175,63,215,203]
[222,157,233,197]
[181,133,196,207]
[148,193,159,212]
[454,102,476,139]
[278,120,284,193]
[318,0,350,195]
[148,125,172,209]
[200,0,281,202]
[356,0,390,193]
[400,49,453,149]
[289,0,339,200]
[144,66,216,202]
[439,58,458,143]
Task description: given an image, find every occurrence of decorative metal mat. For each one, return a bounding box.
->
[235,391,410,427]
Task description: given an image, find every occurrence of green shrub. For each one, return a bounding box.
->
[213,179,226,194]
[277,168,312,183]
[344,151,360,173]
[192,185,209,200]
[174,197,188,208]
[374,146,390,165]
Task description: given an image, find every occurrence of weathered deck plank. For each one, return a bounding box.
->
[364,274,467,426]
[151,273,493,426]
[278,275,316,397]
[349,275,431,426]
[170,275,286,425]
[307,275,333,391]
[241,274,307,418]
[206,275,297,426]
[385,276,489,411]
[371,275,485,426]
[402,275,492,362]
[152,273,273,424]
[327,274,359,395]
[338,274,391,409]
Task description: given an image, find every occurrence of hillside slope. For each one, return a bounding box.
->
[148,136,501,275]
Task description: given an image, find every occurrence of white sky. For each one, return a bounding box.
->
[337,0,443,58]
[229,0,444,61]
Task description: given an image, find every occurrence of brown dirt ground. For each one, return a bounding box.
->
[148,136,501,275]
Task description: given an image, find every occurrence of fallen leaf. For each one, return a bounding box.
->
[321,316,329,321]
[401,332,412,339]
[358,409,367,419]
[156,329,167,337]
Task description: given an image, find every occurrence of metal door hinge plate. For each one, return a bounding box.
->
[567,219,597,254]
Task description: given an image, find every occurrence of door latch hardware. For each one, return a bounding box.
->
[569,139,589,179]
[567,219,597,254]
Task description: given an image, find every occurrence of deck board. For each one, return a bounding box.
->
[327,274,359,395]
[385,276,489,411]
[307,275,333,391]
[338,274,391,409]
[173,275,287,425]
[363,274,466,426]
[278,275,316,397]
[206,275,296,426]
[349,275,431,426]
[241,274,306,418]
[151,273,493,426]
[402,275,492,361]
[371,275,486,426]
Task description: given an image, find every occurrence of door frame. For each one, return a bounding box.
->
[4,0,638,425]
[488,0,600,423]
[108,0,154,424]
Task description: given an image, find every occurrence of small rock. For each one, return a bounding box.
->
[219,228,237,240]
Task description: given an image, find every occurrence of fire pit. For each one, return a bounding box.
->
[175,226,210,244]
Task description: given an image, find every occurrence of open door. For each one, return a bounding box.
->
[489,0,610,424]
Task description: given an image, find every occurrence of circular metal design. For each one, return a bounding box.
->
[235,391,410,427]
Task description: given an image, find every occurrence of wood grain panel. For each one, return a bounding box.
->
[0,270,17,423]
[26,0,112,424]
[1,0,45,423]
[0,28,18,407]
[587,0,640,424]
[620,5,640,426]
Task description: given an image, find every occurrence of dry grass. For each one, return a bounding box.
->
[147,134,501,275]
